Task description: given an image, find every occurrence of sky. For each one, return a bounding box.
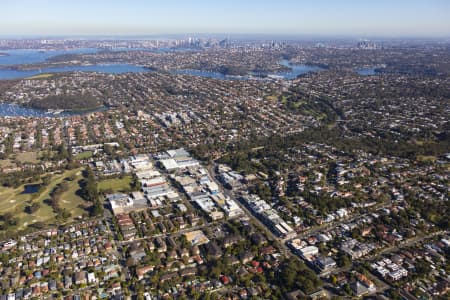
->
[1,0,450,38]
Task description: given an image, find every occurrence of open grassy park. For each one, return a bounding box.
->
[416,155,438,163]
[97,175,132,193]
[25,73,55,80]
[0,162,134,237]
[0,151,40,169]
[73,150,94,160]
[0,151,51,170]
[14,151,40,164]
[0,168,89,232]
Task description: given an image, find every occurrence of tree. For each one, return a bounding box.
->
[79,167,99,202]
[415,259,431,278]
[277,260,323,293]
[336,252,351,268]
[54,144,70,161]
[91,200,104,216]
[302,279,315,294]
[386,289,402,300]
[104,144,114,156]
[3,134,14,156]
[342,283,352,295]
[130,173,142,191]
[0,213,18,227]
[25,202,41,214]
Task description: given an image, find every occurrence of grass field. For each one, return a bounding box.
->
[98,176,132,193]
[0,168,88,230]
[74,151,94,160]
[25,73,55,80]
[59,172,89,219]
[265,95,278,102]
[0,159,16,168]
[413,139,425,146]
[14,151,39,164]
[416,155,437,162]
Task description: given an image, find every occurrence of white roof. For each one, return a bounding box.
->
[207,181,219,190]
[300,246,319,255]
[167,148,190,158]
[160,159,179,170]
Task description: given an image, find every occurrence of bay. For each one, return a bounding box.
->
[0,63,148,80]
[172,59,322,80]
[0,48,100,66]
[357,68,378,76]
[0,103,108,117]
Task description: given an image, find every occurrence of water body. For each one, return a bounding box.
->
[0,47,170,79]
[173,60,322,80]
[0,63,148,80]
[273,59,323,79]
[22,184,41,194]
[0,48,100,66]
[0,103,108,118]
[0,50,323,116]
[172,69,248,80]
[0,47,175,66]
[357,67,379,76]
[0,49,322,80]
[0,47,190,67]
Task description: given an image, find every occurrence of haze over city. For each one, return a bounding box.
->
[1,0,450,37]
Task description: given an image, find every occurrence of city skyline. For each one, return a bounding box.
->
[1,0,450,38]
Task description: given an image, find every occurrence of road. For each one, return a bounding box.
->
[207,163,394,259]
[207,163,450,298]
[207,164,298,260]
[118,220,222,246]
[283,200,392,243]
[363,230,446,261]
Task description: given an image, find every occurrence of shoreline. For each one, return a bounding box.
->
[0,102,108,117]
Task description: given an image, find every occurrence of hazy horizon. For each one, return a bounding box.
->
[1,33,450,41]
[2,0,450,38]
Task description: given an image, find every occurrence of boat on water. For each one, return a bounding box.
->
[267,74,284,79]
[47,109,65,114]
